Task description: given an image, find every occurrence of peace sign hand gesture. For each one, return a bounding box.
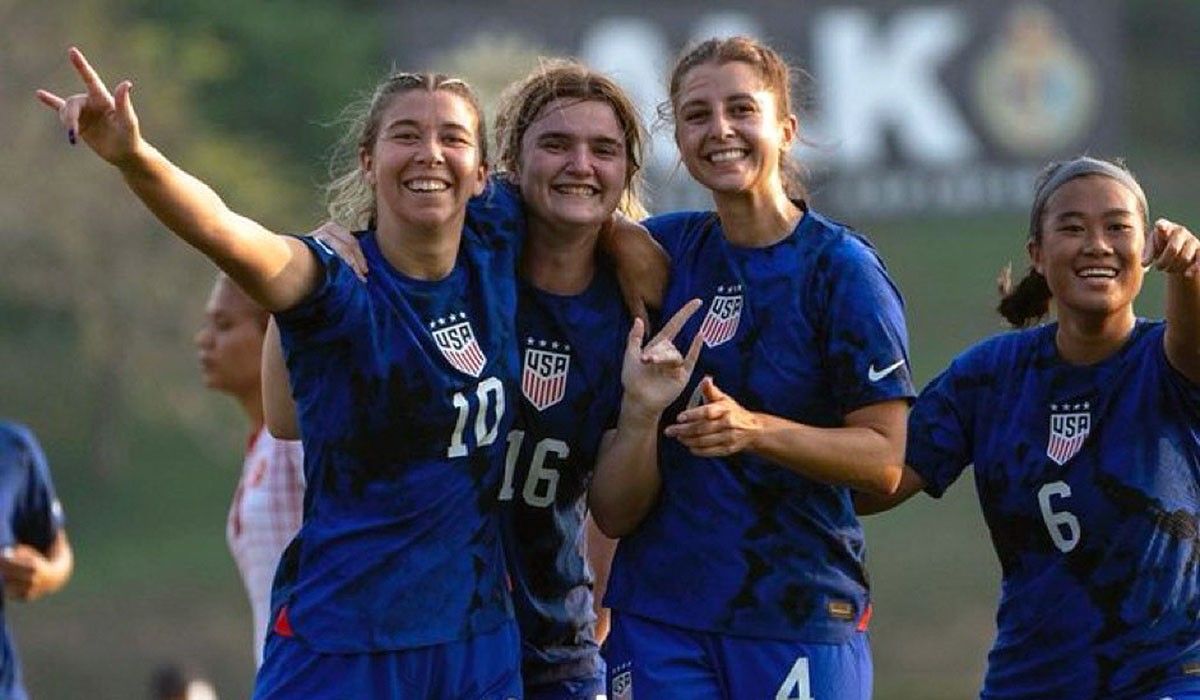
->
[36,47,143,168]
[620,299,704,419]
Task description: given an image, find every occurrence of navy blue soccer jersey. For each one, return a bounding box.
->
[604,207,915,642]
[272,191,523,653]
[908,320,1200,699]
[0,422,65,700]
[505,269,628,687]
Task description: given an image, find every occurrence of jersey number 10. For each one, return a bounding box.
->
[448,377,505,458]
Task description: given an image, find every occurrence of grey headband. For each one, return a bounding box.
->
[1029,156,1149,239]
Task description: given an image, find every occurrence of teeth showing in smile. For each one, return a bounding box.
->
[708,149,748,163]
[405,179,449,192]
[1077,267,1118,278]
[552,185,598,196]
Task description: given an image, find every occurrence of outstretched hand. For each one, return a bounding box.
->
[1146,219,1200,278]
[664,376,762,457]
[620,299,704,418]
[36,47,142,167]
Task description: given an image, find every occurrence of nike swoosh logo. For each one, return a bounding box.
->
[868,359,905,382]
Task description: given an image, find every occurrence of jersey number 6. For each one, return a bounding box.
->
[1037,481,1081,553]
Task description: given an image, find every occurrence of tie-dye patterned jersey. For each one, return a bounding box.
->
[908,320,1200,699]
[504,269,628,687]
[605,207,915,642]
[272,188,523,653]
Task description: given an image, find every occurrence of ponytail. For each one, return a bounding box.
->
[996,263,1051,328]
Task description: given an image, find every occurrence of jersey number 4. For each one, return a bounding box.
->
[448,377,505,458]
[498,430,566,508]
[776,656,814,700]
[1038,481,1081,553]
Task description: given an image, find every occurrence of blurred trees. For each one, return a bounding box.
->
[0,0,385,476]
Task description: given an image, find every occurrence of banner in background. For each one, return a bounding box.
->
[390,0,1120,218]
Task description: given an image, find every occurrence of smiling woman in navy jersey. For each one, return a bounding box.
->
[859,156,1200,700]
[589,36,914,700]
[260,60,696,700]
[488,62,701,700]
[39,49,525,698]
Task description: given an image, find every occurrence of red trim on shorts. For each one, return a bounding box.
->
[856,602,873,632]
[273,606,294,637]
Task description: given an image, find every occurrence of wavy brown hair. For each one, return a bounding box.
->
[663,36,808,201]
[493,58,648,219]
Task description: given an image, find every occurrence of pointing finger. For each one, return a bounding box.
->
[650,298,703,347]
[35,89,65,112]
[682,326,703,370]
[68,46,114,106]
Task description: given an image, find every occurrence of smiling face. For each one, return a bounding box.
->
[1030,174,1146,323]
[672,60,796,198]
[360,88,487,236]
[516,98,628,233]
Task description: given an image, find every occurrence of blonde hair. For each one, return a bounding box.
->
[324,72,488,229]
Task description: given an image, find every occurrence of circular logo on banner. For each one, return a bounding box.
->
[973,3,1098,156]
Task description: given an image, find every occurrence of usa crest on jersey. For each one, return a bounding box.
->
[611,668,633,700]
[1047,401,1091,465]
[699,284,743,348]
[430,312,487,377]
[522,337,570,411]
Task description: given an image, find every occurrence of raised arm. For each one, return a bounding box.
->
[589,300,703,537]
[36,48,318,311]
[1152,219,1200,383]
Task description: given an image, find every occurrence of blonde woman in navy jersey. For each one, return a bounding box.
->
[40,48,527,698]
[261,61,699,700]
[590,36,914,699]
[860,156,1200,700]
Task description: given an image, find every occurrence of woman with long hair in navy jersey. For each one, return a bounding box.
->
[859,156,1200,699]
[263,60,702,700]
[39,49,524,698]
[589,36,914,699]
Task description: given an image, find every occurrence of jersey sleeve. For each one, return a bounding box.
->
[642,211,710,261]
[4,425,64,552]
[468,176,526,248]
[815,235,916,413]
[906,359,975,498]
[273,235,365,345]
